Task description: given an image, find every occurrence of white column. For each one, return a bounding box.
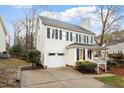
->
[85,49,88,60]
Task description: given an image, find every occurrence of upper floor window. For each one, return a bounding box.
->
[70,32,72,41]
[52,29,55,38]
[87,36,89,44]
[72,33,76,42]
[84,35,86,43]
[81,35,84,43]
[59,30,62,40]
[76,34,78,42]
[47,28,50,38]
[91,36,93,43]
[62,31,66,40]
[55,29,58,39]
[66,32,69,41]
[79,34,81,43]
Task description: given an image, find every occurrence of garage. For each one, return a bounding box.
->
[46,53,66,68]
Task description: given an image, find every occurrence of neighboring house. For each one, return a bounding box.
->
[106,38,124,54]
[36,16,101,68]
[0,16,7,52]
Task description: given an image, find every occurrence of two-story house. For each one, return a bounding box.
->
[0,16,7,52]
[36,16,101,68]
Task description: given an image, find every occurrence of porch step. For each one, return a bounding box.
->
[99,66,105,74]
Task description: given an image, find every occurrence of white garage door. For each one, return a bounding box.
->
[47,53,66,68]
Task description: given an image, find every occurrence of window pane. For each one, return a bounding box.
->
[91,36,93,43]
[49,53,56,56]
[84,35,86,43]
[87,36,89,44]
[47,28,50,38]
[77,48,79,60]
[59,30,62,40]
[52,29,54,38]
[58,53,64,56]
[81,35,84,43]
[72,33,76,42]
[70,32,72,41]
[66,32,69,41]
[62,31,66,40]
[55,29,58,39]
[76,34,78,42]
[79,34,81,42]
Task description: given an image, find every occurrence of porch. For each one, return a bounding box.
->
[66,43,107,74]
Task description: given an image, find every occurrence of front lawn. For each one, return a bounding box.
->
[95,76,124,88]
[0,58,31,87]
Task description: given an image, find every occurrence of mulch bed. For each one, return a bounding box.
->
[109,67,124,77]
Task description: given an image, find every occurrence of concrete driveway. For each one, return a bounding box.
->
[21,67,108,88]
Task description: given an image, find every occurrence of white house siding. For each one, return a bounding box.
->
[0,20,6,52]
[43,26,76,68]
[36,17,95,68]
[66,48,77,66]
[107,42,124,54]
[36,19,46,65]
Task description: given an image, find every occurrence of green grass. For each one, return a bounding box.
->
[95,76,124,88]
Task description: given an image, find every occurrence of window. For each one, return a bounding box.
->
[84,35,86,43]
[70,32,72,41]
[83,49,85,60]
[87,36,89,44]
[79,34,81,42]
[88,50,92,59]
[77,48,79,60]
[72,33,76,42]
[55,29,58,39]
[66,32,69,41]
[58,53,64,56]
[62,31,66,40]
[52,29,55,38]
[49,53,56,56]
[81,35,84,43]
[76,34,78,42]
[47,28,50,38]
[91,36,93,43]
[59,30,62,40]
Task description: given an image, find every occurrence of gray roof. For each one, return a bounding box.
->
[106,38,124,46]
[39,16,95,35]
[66,43,105,50]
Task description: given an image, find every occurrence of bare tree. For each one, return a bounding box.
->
[97,5,124,46]
[19,5,48,57]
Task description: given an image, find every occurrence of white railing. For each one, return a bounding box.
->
[93,57,107,74]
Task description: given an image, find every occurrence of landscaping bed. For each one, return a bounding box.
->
[0,58,31,88]
[108,67,124,77]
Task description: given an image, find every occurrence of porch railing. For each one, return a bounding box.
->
[93,57,107,74]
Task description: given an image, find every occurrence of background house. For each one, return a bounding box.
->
[106,38,124,54]
[0,16,7,52]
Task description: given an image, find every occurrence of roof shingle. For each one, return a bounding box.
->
[39,16,95,35]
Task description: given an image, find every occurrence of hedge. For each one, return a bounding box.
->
[76,60,97,73]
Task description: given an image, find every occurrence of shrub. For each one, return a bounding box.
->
[27,50,41,67]
[76,61,97,73]
[10,44,23,58]
[76,60,83,65]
